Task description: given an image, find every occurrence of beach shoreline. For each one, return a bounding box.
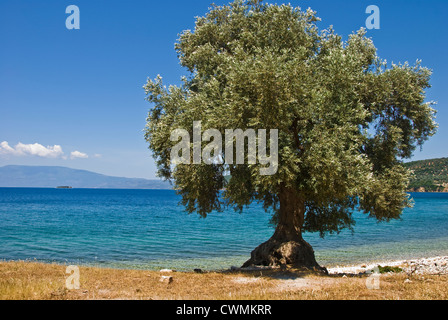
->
[2,255,448,275]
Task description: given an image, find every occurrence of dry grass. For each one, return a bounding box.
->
[1,261,447,300]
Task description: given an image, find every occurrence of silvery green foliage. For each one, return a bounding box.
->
[144,0,437,236]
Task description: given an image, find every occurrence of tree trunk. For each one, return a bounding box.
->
[242,185,326,273]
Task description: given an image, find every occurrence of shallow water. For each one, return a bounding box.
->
[0,188,447,270]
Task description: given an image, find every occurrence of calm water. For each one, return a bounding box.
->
[0,188,447,270]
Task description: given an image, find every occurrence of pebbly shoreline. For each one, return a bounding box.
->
[326,256,448,275]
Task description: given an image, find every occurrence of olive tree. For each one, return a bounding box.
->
[144,0,437,271]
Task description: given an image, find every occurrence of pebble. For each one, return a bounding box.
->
[159,276,174,284]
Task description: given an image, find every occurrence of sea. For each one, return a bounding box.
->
[0,188,447,271]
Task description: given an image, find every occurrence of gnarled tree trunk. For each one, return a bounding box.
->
[242,185,326,273]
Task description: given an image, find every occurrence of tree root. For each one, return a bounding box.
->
[242,237,327,274]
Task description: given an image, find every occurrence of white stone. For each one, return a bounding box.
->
[159,276,174,284]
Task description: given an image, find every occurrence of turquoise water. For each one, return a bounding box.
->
[0,188,447,270]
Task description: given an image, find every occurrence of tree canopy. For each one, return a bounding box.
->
[144,0,437,239]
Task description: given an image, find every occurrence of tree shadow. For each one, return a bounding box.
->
[220,265,368,280]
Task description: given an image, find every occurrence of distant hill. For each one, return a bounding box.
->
[0,165,172,189]
[404,158,448,192]
[2,159,444,191]
[223,158,448,193]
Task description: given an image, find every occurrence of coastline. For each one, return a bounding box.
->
[2,255,448,275]
[2,189,446,274]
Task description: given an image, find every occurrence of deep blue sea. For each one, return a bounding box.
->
[0,188,447,270]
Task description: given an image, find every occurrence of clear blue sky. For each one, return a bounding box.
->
[0,0,446,179]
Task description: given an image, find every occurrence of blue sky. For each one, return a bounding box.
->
[0,0,446,179]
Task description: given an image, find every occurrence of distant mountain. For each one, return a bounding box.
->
[0,165,172,189]
[223,158,448,193]
[3,158,445,191]
[404,157,448,192]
